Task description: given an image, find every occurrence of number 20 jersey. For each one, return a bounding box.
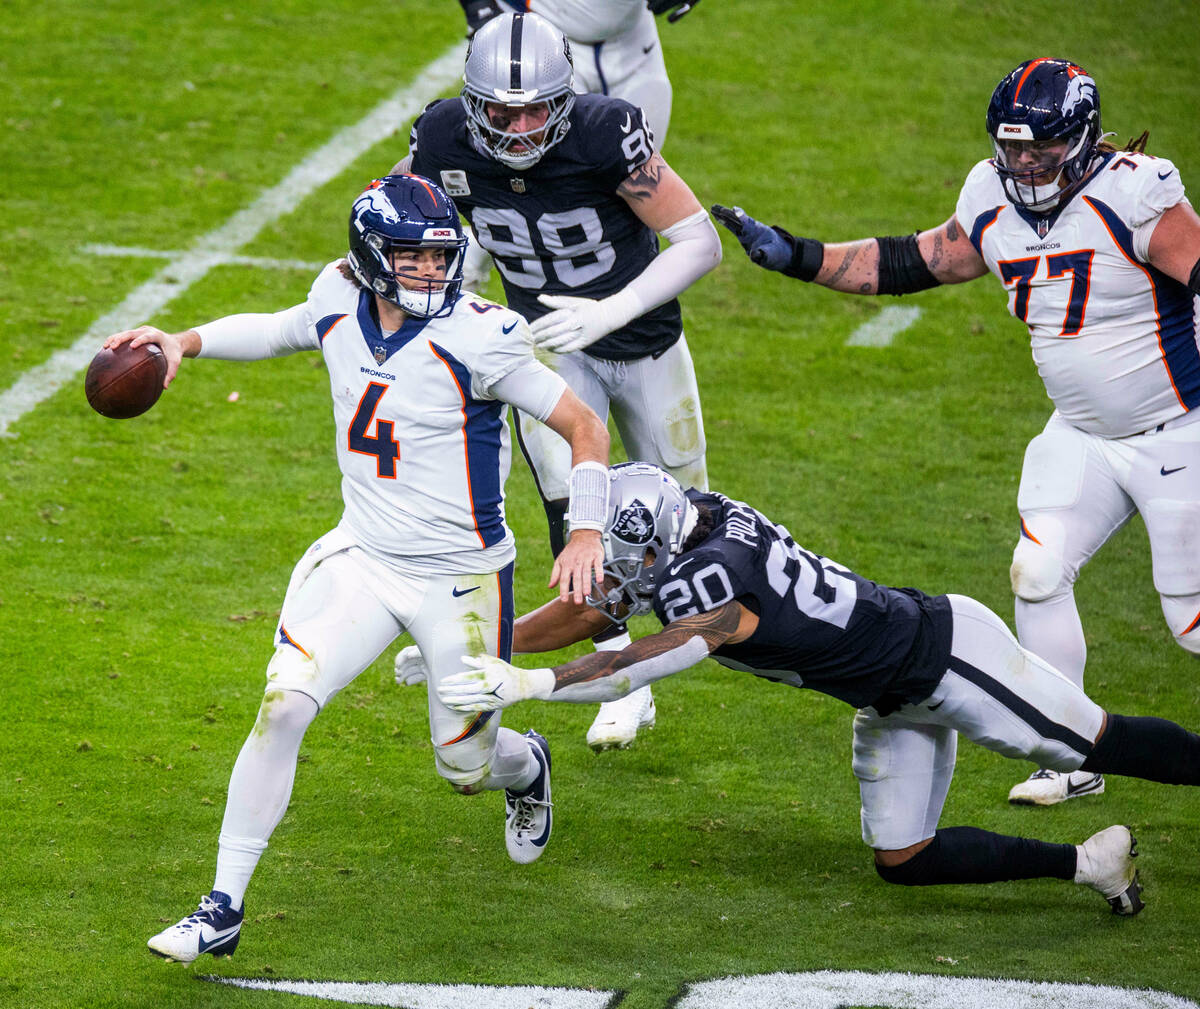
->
[651,492,953,714]
[956,151,1200,438]
[408,94,682,361]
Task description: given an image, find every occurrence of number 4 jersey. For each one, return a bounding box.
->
[408,94,682,361]
[194,263,566,575]
[956,150,1199,438]
[651,492,953,715]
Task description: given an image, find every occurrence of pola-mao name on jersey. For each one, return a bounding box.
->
[957,151,1200,438]
[409,93,682,362]
[650,492,953,714]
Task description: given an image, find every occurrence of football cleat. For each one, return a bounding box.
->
[393,644,428,687]
[1074,825,1144,916]
[505,730,553,864]
[1008,768,1105,806]
[147,890,243,962]
[586,686,657,751]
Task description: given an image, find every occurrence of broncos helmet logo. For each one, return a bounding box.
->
[1062,74,1097,118]
[611,500,655,546]
[352,188,403,232]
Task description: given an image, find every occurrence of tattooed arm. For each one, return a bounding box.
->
[437,602,757,711]
[529,152,720,352]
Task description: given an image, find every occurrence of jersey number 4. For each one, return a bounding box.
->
[349,382,400,479]
[999,250,1095,336]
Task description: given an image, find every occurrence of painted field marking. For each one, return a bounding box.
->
[845,305,923,346]
[0,42,465,437]
[204,976,618,1009]
[80,243,324,273]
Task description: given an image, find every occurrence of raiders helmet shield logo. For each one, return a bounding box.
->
[611,499,655,546]
[509,177,526,193]
[374,346,387,365]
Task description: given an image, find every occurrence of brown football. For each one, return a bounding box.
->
[84,342,168,419]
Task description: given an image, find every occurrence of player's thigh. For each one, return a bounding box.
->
[852,707,957,850]
[516,352,610,501]
[932,594,1104,767]
[610,336,706,477]
[269,552,403,710]
[1015,414,1134,585]
[407,563,515,754]
[1128,416,1200,598]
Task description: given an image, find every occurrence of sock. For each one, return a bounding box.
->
[1082,713,1200,784]
[876,826,1076,886]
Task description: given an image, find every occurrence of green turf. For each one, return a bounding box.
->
[2,2,1199,1007]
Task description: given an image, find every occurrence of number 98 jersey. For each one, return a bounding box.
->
[409,93,683,361]
[652,492,953,713]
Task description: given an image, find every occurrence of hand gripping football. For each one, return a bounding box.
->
[84,342,168,419]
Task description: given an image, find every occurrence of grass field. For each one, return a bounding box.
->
[3,2,1199,1007]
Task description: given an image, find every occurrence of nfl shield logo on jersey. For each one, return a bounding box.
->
[612,500,655,545]
[509,177,526,194]
[374,346,387,365]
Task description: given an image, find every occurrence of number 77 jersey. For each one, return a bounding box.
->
[956,150,1200,439]
[651,492,953,715]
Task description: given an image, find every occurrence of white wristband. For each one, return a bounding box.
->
[567,460,609,532]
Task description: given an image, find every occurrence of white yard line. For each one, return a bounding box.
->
[80,244,325,273]
[845,305,923,347]
[0,42,465,437]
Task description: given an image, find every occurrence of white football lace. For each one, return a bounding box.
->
[511,796,553,835]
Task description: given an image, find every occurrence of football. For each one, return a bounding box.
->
[84,342,168,419]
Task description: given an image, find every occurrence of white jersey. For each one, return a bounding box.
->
[196,263,566,574]
[956,151,1200,438]
[509,0,646,44]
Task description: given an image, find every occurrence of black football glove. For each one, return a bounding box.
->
[459,0,502,37]
[711,204,791,271]
[647,0,701,23]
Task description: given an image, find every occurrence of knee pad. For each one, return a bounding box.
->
[433,736,493,792]
[265,644,323,704]
[1160,594,1200,654]
[252,686,319,739]
[1010,532,1067,602]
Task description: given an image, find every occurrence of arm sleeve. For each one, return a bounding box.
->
[619,207,721,316]
[488,360,569,421]
[548,635,711,703]
[194,302,316,361]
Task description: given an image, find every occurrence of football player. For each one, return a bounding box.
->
[393,12,721,751]
[712,58,1200,807]
[104,175,610,963]
[437,462,1200,917]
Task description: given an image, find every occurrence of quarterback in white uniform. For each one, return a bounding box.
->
[714,58,1200,806]
[105,175,609,963]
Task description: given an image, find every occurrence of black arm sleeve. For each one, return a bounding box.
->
[1189,256,1200,296]
[875,233,940,296]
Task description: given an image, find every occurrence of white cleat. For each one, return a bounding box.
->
[147,891,243,963]
[1008,768,1105,806]
[1074,825,1144,916]
[394,644,428,686]
[586,686,656,752]
[505,730,552,864]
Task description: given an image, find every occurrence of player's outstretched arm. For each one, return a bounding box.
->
[438,601,753,711]
[712,206,987,293]
[542,388,610,604]
[102,326,201,388]
[530,154,721,353]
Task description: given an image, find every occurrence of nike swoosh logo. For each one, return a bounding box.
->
[1161,465,1187,476]
[452,585,481,597]
[1158,169,1174,180]
[642,43,655,54]
[197,925,239,953]
[926,700,945,711]
[620,112,632,132]
[502,320,518,334]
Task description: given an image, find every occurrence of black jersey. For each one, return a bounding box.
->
[650,492,953,714]
[408,94,683,361]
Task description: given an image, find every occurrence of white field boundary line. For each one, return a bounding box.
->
[845,305,922,347]
[0,42,465,437]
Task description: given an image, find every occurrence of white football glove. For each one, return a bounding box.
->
[437,654,556,711]
[393,644,428,687]
[530,291,640,353]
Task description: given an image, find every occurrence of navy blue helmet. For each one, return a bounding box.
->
[986,58,1102,212]
[346,175,467,318]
